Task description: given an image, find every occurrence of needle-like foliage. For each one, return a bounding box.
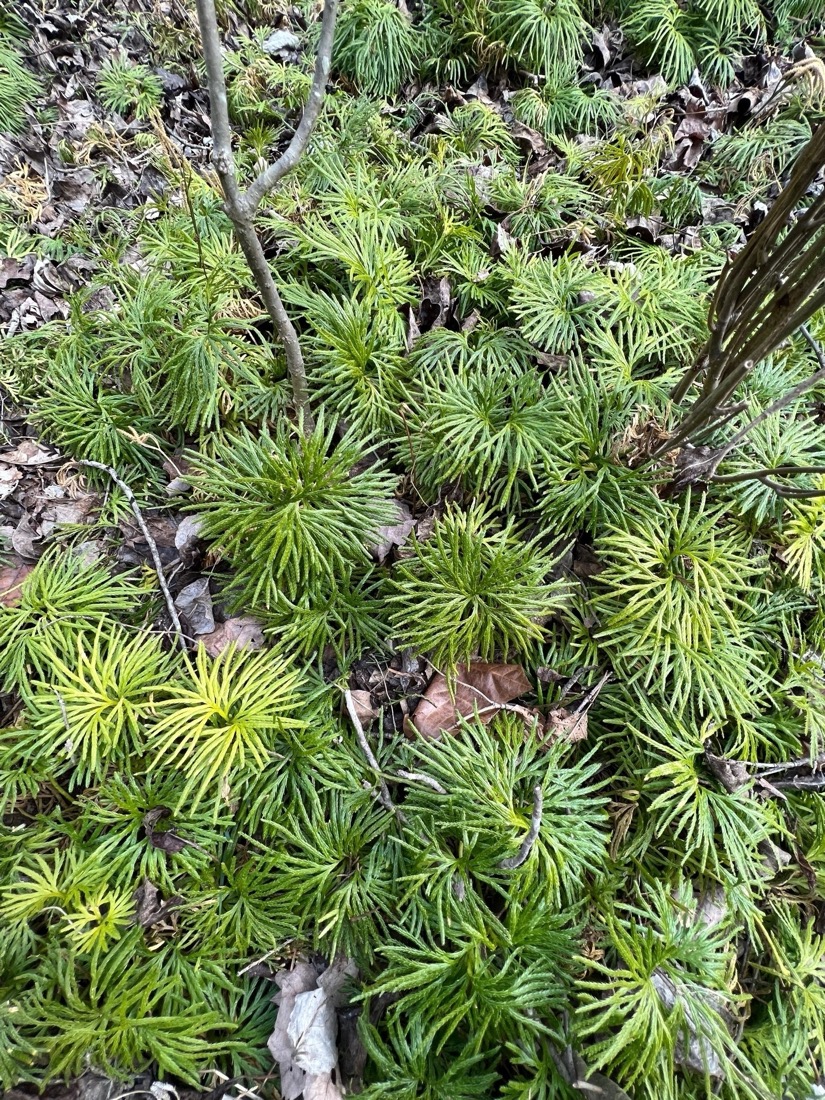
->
[96,54,163,119]
[593,495,764,712]
[22,626,173,788]
[333,0,421,97]
[149,643,307,810]
[0,35,39,134]
[5,5,825,1098]
[0,550,140,692]
[388,504,565,671]
[187,416,398,608]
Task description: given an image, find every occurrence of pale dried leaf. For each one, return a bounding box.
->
[545,707,588,743]
[304,1075,345,1100]
[0,464,22,499]
[11,515,41,560]
[317,956,359,1006]
[0,438,57,466]
[197,615,265,657]
[174,577,214,635]
[348,689,378,727]
[174,515,203,554]
[288,988,338,1075]
[268,962,321,1065]
[370,501,414,563]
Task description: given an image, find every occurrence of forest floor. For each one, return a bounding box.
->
[2,1,825,1098]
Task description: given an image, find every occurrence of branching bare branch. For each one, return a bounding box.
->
[659,124,825,464]
[193,0,340,430]
[245,2,339,210]
[79,460,188,654]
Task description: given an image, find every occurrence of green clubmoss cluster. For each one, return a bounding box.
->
[3,0,825,1097]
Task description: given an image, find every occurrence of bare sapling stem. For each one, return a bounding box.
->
[194,0,340,432]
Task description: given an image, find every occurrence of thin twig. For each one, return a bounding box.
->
[499,785,543,870]
[238,947,279,976]
[770,775,825,790]
[78,460,188,653]
[245,1,340,210]
[396,770,447,795]
[661,124,825,455]
[343,688,397,814]
[759,476,825,498]
[572,671,612,715]
[714,464,825,484]
[711,324,825,464]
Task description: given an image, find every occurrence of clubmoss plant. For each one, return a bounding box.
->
[187,415,398,608]
[0,550,140,692]
[97,54,163,119]
[388,504,566,672]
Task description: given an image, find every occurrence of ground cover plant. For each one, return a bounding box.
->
[3,0,825,1098]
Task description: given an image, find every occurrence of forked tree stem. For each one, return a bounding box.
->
[194,0,340,432]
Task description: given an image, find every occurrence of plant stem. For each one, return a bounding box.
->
[343,688,397,815]
[499,785,543,870]
[193,0,340,431]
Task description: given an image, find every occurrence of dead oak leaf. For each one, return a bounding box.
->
[410,661,532,739]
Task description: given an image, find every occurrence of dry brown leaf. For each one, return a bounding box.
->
[544,706,588,744]
[0,438,58,466]
[410,661,532,739]
[348,689,378,727]
[0,560,34,606]
[196,615,264,657]
[142,807,187,855]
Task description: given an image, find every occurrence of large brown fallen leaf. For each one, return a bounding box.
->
[410,661,532,739]
[0,559,34,606]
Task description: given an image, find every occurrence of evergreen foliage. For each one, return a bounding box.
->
[0,35,39,134]
[187,417,397,608]
[0,550,140,692]
[388,505,565,671]
[97,54,164,119]
[4,0,825,1097]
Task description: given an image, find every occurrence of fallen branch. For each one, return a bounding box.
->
[396,769,447,795]
[343,688,397,814]
[499,785,543,870]
[78,459,188,653]
[194,0,339,429]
